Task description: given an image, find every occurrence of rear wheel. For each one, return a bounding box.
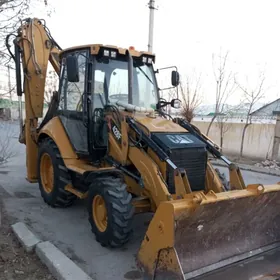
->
[88,176,134,247]
[38,138,76,207]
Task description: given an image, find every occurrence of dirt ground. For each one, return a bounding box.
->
[0,204,54,280]
[226,155,261,165]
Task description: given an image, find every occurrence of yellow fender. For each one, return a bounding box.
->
[38,116,77,159]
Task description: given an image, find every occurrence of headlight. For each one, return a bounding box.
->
[103,49,110,56]
[142,56,153,64]
[111,51,117,58]
[142,56,147,63]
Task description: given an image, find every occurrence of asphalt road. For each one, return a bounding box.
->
[1,122,280,280]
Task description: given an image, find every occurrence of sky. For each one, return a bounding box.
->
[6,0,280,105]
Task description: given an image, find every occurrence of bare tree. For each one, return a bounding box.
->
[0,121,17,163]
[163,73,203,120]
[0,0,52,64]
[163,87,177,115]
[235,72,266,157]
[179,73,203,122]
[0,87,15,99]
[0,64,15,99]
[206,50,237,135]
[216,102,245,151]
[44,69,58,105]
[0,85,15,121]
[216,115,230,151]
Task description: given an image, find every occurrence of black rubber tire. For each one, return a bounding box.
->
[88,176,134,248]
[215,168,230,191]
[38,138,76,207]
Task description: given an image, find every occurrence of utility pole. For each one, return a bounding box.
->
[148,0,156,53]
[146,1,158,105]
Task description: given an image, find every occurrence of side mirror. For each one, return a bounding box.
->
[66,55,79,82]
[171,70,180,87]
[171,98,181,109]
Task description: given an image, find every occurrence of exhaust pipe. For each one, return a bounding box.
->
[126,49,133,105]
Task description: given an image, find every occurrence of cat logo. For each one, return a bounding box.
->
[166,134,193,144]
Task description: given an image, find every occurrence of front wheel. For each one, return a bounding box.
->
[88,176,134,247]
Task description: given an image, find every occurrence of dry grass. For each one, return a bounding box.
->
[0,206,54,280]
[0,121,17,164]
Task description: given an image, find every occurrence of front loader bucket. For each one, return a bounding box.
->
[137,184,280,280]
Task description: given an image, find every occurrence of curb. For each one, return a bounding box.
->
[36,241,93,280]
[11,222,93,280]
[12,222,40,252]
[212,161,280,177]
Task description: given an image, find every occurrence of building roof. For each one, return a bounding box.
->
[0,98,14,108]
[207,112,226,116]
[250,98,280,115]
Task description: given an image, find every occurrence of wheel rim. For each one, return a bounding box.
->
[92,195,108,232]
[40,153,54,194]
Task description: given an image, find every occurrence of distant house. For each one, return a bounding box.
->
[0,97,48,120]
[250,98,280,116]
[0,98,13,120]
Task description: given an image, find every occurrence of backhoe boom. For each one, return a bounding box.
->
[7,18,61,182]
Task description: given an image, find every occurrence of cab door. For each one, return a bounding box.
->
[57,50,89,157]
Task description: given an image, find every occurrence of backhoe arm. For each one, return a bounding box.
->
[6,18,62,182]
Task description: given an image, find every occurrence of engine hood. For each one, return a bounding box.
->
[134,114,187,133]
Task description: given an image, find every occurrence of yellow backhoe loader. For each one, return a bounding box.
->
[6,18,280,280]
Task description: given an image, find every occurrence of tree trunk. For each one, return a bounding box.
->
[220,122,223,151]
[206,115,216,136]
[240,123,250,157]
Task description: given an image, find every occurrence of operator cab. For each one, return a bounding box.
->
[57,44,179,162]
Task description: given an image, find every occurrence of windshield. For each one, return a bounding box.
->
[93,57,158,110]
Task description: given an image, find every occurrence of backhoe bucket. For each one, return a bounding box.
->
[137,184,280,280]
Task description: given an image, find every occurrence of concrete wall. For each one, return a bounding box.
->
[7,105,278,160]
[192,120,277,160]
